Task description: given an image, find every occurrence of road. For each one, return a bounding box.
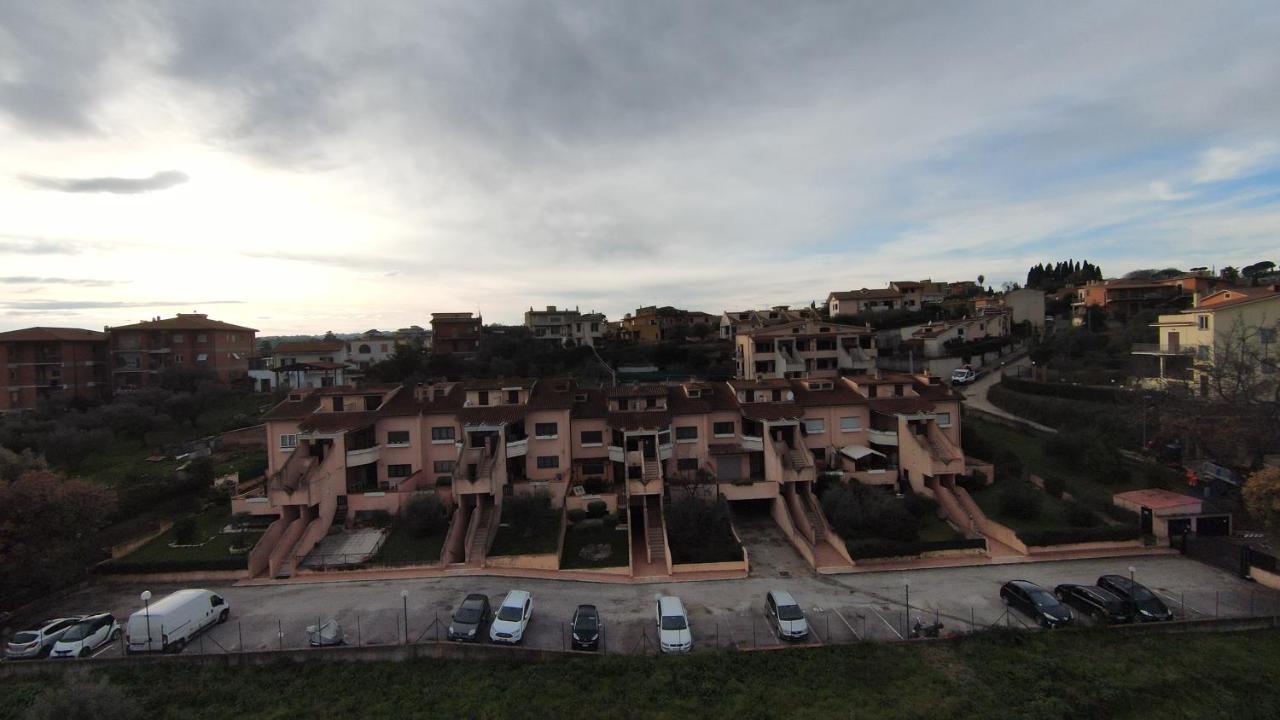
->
[9,554,1277,659]
[959,355,1058,433]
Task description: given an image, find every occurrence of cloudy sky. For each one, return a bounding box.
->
[2,1,1279,334]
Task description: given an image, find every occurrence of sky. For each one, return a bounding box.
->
[2,1,1279,334]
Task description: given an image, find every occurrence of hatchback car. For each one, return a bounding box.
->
[1096,575,1173,621]
[1054,584,1134,624]
[50,613,120,658]
[489,590,532,644]
[570,604,602,651]
[4,617,81,660]
[656,595,692,653]
[1000,580,1073,628]
[765,590,809,641]
[448,593,491,642]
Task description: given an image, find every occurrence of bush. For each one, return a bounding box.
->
[586,500,607,519]
[602,515,618,531]
[1142,462,1179,490]
[1020,525,1141,547]
[998,482,1042,520]
[172,517,198,545]
[1065,503,1101,527]
[1098,502,1140,525]
[958,470,987,493]
[1042,475,1066,498]
[1045,432,1089,469]
[846,537,988,559]
[820,482,919,542]
[903,493,939,519]
[988,385,1140,447]
[403,494,449,537]
[1001,376,1124,404]
[96,556,248,574]
[664,494,742,564]
[567,508,586,523]
[500,491,559,543]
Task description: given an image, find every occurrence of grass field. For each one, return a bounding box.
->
[560,522,629,569]
[121,505,260,565]
[5,629,1280,719]
[966,417,1145,500]
[372,524,445,566]
[968,482,1079,534]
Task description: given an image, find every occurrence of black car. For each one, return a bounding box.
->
[570,604,601,650]
[1054,584,1135,624]
[1000,580,1073,628]
[447,593,492,642]
[1096,575,1174,622]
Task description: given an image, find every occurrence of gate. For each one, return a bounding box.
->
[1175,533,1248,577]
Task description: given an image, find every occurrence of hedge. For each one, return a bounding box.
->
[1001,376,1125,404]
[846,537,987,559]
[987,385,1140,447]
[1019,525,1141,547]
[96,556,248,574]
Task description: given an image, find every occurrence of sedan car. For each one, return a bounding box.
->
[1000,580,1073,628]
[4,617,82,660]
[765,590,809,641]
[489,590,532,644]
[1054,584,1134,624]
[1096,575,1174,622]
[448,593,492,642]
[656,595,691,654]
[570,604,602,651]
[49,613,121,658]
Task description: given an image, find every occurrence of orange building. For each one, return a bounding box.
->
[107,313,257,390]
[0,327,109,411]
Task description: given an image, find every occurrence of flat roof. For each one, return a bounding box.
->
[1114,488,1202,510]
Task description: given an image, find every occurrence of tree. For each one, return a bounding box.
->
[1220,266,1240,283]
[403,493,449,537]
[688,322,712,340]
[0,446,47,483]
[39,427,111,473]
[1244,467,1280,535]
[977,274,985,287]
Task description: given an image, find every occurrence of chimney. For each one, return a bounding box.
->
[1192,292,1201,308]
[547,305,555,312]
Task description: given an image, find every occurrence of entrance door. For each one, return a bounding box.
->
[641,436,656,460]
[1140,507,1153,535]
[1167,331,1180,353]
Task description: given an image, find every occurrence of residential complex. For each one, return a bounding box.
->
[718,306,821,341]
[734,317,876,379]
[107,314,257,391]
[1133,286,1280,397]
[618,306,717,343]
[1071,274,1229,324]
[234,371,966,577]
[0,327,109,412]
[523,306,607,347]
[262,339,355,390]
[430,313,483,354]
[889,280,947,310]
[826,288,903,316]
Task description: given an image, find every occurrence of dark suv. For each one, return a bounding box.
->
[1096,575,1173,621]
[1054,584,1134,624]
[570,604,601,651]
[447,593,491,642]
[1000,580,1073,628]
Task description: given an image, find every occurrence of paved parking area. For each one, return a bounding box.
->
[6,555,1278,661]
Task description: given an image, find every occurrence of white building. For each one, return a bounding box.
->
[523,306,607,347]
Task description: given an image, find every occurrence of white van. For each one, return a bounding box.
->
[126,589,230,653]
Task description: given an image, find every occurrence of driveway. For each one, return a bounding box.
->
[731,501,811,580]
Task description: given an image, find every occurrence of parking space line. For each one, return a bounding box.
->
[831,609,861,641]
[867,605,902,640]
[1154,589,1203,617]
[91,643,115,658]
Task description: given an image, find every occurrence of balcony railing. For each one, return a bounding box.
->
[1131,343,1197,356]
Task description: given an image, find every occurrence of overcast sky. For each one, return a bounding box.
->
[2,1,1279,334]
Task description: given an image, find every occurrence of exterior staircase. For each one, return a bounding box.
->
[802,500,827,542]
[466,501,491,567]
[789,449,810,471]
[643,459,661,484]
[645,496,666,564]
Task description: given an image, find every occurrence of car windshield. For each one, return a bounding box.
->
[496,605,523,622]
[1130,586,1156,602]
[60,622,93,642]
[1029,590,1057,607]
[660,615,687,631]
[777,604,805,621]
[575,614,598,631]
[454,606,482,624]
[12,632,38,644]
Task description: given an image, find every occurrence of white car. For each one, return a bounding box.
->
[5,617,82,660]
[489,590,532,644]
[950,366,977,385]
[656,595,691,653]
[49,613,120,659]
[765,590,809,641]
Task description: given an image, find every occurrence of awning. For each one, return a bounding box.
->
[841,445,885,461]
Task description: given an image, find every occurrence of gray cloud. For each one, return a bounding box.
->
[0,276,120,287]
[0,299,244,311]
[0,235,82,255]
[21,170,190,194]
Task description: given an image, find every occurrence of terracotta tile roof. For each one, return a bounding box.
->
[740,402,802,421]
[298,411,376,434]
[109,314,257,333]
[787,379,866,407]
[315,385,398,396]
[607,411,672,431]
[271,340,347,354]
[0,326,107,342]
[1193,287,1280,311]
[462,377,536,391]
[742,319,871,338]
[1114,489,1202,510]
[263,393,321,421]
[828,288,903,301]
[570,388,610,420]
[607,384,668,398]
[728,378,792,391]
[459,405,527,425]
[868,397,936,414]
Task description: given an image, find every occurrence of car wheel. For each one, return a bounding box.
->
[1039,617,1049,629]
[175,638,187,653]
[219,610,230,624]
[111,628,122,641]
[1000,594,1009,606]
[79,647,90,658]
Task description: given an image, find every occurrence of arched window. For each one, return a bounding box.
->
[358,344,371,354]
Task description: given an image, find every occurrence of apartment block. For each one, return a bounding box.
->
[718,306,821,340]
[889,280,947,310]
[735,318,876,379]
[266,339,356,389]
[430,312,483,354]
[234,370,966,577]
[826,288,903,316]
[1071,274,1230,324]
[0,327,109,412]
[108,314,257,390]
[618,306,717,343]
[523,306,607,347]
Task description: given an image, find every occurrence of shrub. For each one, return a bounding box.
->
[172,517,198,545]
[1084,441,1125,485]
[998,482,1041,520]
[1001,376,1124,404]
[586,500,607,519]
[1065,503,1101,527]
[820,482,919,542]
[1045,432,1089,469]
[403,494,449,537]
[1098,502,1140,525]
[96,556,248,574]
[987,385,1140,447]
[500,491,559,543]
[903,492,939,519]
[602,515,618,531]
[958,470,987,493]
[846,537,988,559]
[369,510,394,528]
[1042,475,1066,498]
[1142,462,1179,490]
[567,508,586,523]
[1020,525,1141,547]
[664,494,742,564]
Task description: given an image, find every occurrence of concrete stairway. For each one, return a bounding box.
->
[802,501,827,542]
[645,496,666,563]
[643,459,661,484]
[466,502,491,567]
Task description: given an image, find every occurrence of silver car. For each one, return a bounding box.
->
[5,617,82,660]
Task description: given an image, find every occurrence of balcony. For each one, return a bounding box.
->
[345,445,382,467]
[866,428,898,446]
[506,437,528,458]
[1131,343,1197,356]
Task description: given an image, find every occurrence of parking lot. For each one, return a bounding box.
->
[7,554,1279,660]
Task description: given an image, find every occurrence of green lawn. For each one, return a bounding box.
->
[108,505,261,571]
[917,514,965,542]
[560,522,629,569]
[489,515,563,556]
[371,523,445,566]
[967,482,1078,534]
[6,629,1280,719]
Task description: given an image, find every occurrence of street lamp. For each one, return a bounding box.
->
[903,576,912,637]
[401,589,409,644]
[1128,565,1136,585]
[140,590,152,652]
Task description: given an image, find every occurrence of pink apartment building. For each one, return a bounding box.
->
[235,371,967,578]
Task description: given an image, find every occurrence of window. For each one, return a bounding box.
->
[713,421,735,437]
[771,389,782,402]
[536,456,560,469]
[174,354,184,363]
[477,390,489,406]
[507,390,519,404]
[676,458,698,471]
[580,430,603,446]
[279,433,298,449]
[387,431,410,446]
[433,460,455,474]
[333,396,345,411]
[582,460,605,476]
[358,344,371,354]
[431,426,455,442]
[812,448,826,461]
[197,334,207,343]
[387,464,413,478]
[840,416,862,432]
[803,418,825,434]
[675,426,698,442]
[1197,315,1209,331]
[893,384,904,397]
[535,422,558,438]
[935,412,952,427]
[172,333,184,343]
